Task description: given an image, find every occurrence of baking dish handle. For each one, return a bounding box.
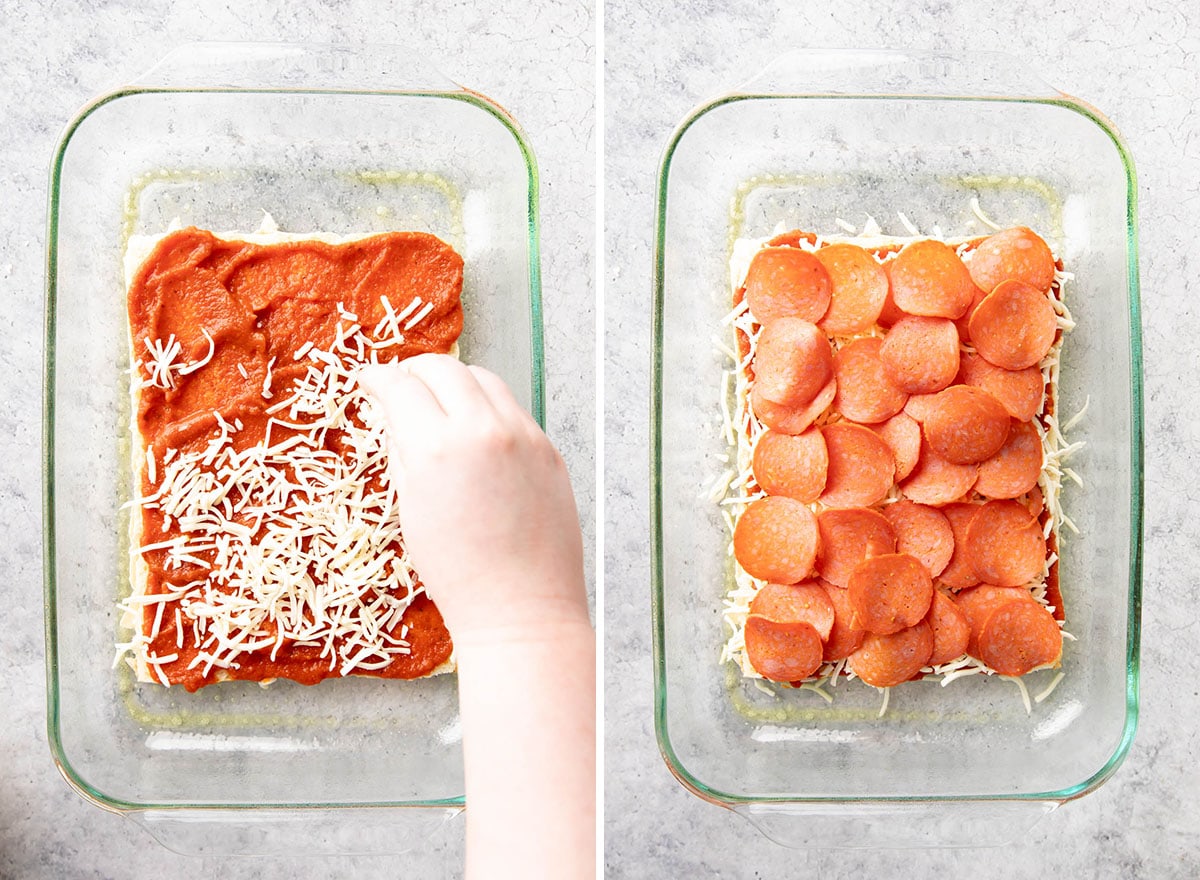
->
[126,806,462,856]
[732,799,1057,849]
[128,41,460,93]
[731,49,1062,100]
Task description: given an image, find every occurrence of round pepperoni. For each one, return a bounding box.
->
[819,422,896,508]
[847,553,934,635]
[877,259,906,328]
[880,315,961,394]
[749,581,836,641]
[744,615,825,682]
[953,281,989,343]
[820,581,866,661]
[832,337,908,425]
[850,621,935,688]
[977,600,1063,675]
[814,244,889,335]
[751,376,837,435]
[743,247,832,324]
[882,499,954,579]
[957,351,1044,423]
[923,385,1011,465]
[733,496,821,583]
[965,227,1056,295]
[1025,485,1045,518]
[925,589,970,666]
[889,239,975,318]
[903,392,941,424]
[899,441,979,507]
[975,421,1043,500]
[751,429,828,502]
[968,280,1058,371]
[965,500,1048,587]
[871,412,922,481]
[953,584,1036,657]
[816,508,898,588]
[938,502,983,590]
[753,318,833,406]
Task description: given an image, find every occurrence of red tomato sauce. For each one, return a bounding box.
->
[128,228,462,691]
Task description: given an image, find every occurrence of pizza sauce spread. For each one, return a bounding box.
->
[127,227,463,691]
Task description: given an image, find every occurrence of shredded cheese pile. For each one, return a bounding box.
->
[714,214,1082,710]
[139,329,216,390]
[119,299,432,685]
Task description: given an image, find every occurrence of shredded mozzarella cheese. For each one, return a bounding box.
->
[122,308,444,683]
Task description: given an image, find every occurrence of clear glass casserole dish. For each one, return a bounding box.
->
[651,50,1142,847]
[44,42,542,855]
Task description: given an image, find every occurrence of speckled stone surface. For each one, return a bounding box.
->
[605,2,1193,877]
[0,2,593,877]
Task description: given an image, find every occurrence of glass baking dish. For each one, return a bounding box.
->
[651,50,1142,847]
[43,42,542,855]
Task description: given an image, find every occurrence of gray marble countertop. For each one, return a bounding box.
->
[0,2,593,878]
[605,1,1195,878]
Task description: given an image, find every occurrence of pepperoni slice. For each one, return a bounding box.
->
[965,227,1056,295]
[820,581,866,661]
[953,281,989,343]
[925,589,970,666]
[832,337,908,425]
[877,259,905,328]
[871,412,921,481]
[818,422,895,508]
[965,500,1048,587]
[751,428,828,502]
[976,600,1063,675]
[743,247,832,324]
[1025,485,1045,518]
[968,280,1058,371]
[953,584,1036,657]
[889,239,975,318]
[749,581,836,641]
[923,385,1011,465]
[814,244,888,335]
[899,440,978,506]
[975,421,1043,500]
[882,499,953,578]
[902,392,940,424]
[957,351,1044,422]
[753,318,833,406]
[733,496,821,583]
[744,615,825,682]
[847,553,934,635]
[849,621,935,688]
[751,376,837,435]
[938,502,983,590]
[880,316,961,394]
[816,508,898,588]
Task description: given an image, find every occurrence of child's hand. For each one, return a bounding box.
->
[358,354,595,879]
[357,355,588,643]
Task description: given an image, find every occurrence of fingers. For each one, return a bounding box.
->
[358,363,447,421]
[400,353,496,419]
[356,364,446,473]
[466,365,542,435]
[361,355,544,449]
